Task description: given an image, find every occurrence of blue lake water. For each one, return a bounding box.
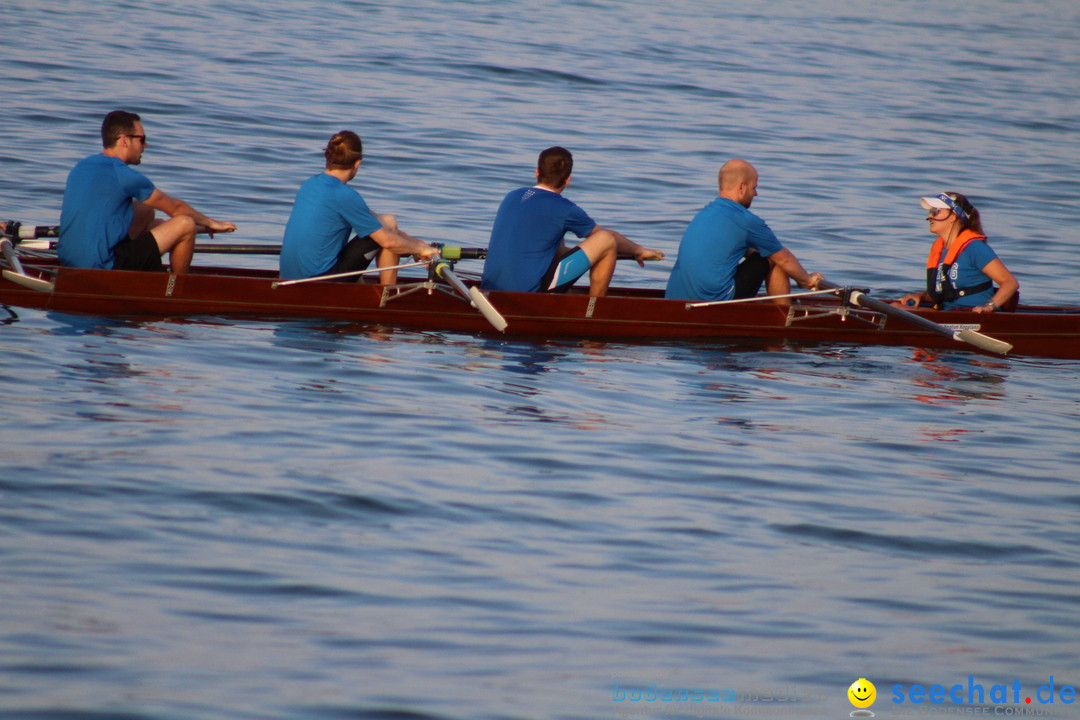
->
[1,1,1079,719]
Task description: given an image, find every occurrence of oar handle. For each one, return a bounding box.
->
[2,221,59,241]
[433,244,485,261]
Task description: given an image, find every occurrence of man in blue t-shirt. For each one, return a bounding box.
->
[666,159,822,302]
[59,110,235,273]
[481,147,663,296]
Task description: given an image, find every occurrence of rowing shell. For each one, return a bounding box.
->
[1,255,1077,358]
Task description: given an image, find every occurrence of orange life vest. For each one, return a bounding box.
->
[924,229,991,307]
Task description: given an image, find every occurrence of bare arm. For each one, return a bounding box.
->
[972,258,1019,313]
[600,227,665,265]
[143,188,235,234]
[768,248,821,288]
[370,226,438,260]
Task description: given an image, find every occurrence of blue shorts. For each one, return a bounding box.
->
[541,247,591,293]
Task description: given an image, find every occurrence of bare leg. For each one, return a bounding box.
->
[578,229,618,297]
[150,215,197,274]
[765,262,792,303]
[377,248,400,285]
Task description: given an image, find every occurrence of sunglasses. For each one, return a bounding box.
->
[926,207,951,220]
[124,134,147,144]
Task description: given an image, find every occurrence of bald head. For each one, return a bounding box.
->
[718,159,759,208]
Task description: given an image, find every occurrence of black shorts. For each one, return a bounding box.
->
[324,235,381,280]
[113,230,165,272]
[733,251,770,299]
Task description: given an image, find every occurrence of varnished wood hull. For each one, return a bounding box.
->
[2,262,1079,358]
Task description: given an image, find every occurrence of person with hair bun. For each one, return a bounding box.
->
[280,130,437,283]
[894,192,1018,313]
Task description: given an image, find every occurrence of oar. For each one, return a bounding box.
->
[10,241,488,258]
[432,256,507,332]
[1,221,58,240]
[0,236,55,292]
[818,280,1012,355]
[13,237,650,263]
[7,223,240,252]
[189,244,648,261]
[17,240,285,254]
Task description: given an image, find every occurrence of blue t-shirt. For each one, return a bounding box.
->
[280,173,384,280]
[940,240,999,309]
[665,197,784,301]
[58,154,156,269]
[480,187,597,293]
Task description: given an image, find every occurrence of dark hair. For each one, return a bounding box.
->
[101,110,141,148]
[537,146,573,188]
[944,191,985,235]
[324,131,363,170]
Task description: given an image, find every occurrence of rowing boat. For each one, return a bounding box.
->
[3,227,1079,359]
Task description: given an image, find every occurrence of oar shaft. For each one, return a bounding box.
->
[3,223,228,242]
[1,238,26,274]
[819,280,1012,355]
[196,243,281,254]
[7,230,648,264]
[819,280,955,339]
[434,259,508,331]
[435,261,471,298]
[192,245,639,261]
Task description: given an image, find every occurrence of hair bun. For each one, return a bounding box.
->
[324,130,363,169]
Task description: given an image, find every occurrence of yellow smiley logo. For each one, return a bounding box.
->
[848,678,877,708]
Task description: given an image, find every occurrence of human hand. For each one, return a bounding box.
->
[416,244,440,261]
[892,293,921,309]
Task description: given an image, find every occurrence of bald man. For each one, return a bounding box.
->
[665,159,822,302]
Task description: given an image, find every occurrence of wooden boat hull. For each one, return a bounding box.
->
[2,262,1079,358]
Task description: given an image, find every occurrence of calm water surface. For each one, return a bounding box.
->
[1,1,1079,719]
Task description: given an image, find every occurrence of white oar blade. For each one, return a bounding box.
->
[956,328,1012,355]
[2,269,55,293]
[468,286,508,331]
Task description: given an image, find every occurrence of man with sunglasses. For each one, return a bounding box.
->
[59,110,235,273]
